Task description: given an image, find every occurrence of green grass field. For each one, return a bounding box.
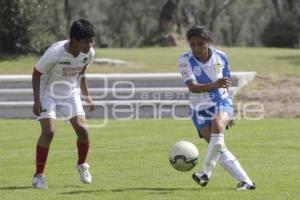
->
[0,46,299,76]
[0,118,299,200]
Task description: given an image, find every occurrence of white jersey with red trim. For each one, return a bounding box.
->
[35,40,95,99]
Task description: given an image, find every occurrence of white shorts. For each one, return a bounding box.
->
[38,94,85,120]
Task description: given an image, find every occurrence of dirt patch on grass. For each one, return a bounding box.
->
[235,75,300,118]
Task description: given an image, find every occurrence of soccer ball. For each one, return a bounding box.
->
[169,141,199,172]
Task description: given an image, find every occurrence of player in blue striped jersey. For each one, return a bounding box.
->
[179,26,255,191]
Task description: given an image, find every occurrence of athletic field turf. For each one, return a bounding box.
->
[0,118,299,200]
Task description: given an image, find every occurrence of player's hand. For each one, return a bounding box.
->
[226,119,235,130]
[85,96,95,112]
[33,101,41,116]
[214,77,231,88]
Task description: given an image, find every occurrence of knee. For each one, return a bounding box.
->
[77,125,88,135]
[198,130,210,143]
[76,126,89,140]
[211,118,225,133]
[42,129,55,142]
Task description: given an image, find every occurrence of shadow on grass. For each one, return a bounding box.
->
[63,185,82,189]
[0,186,33,190]
[60,186,232,195]
[0,185,82,190]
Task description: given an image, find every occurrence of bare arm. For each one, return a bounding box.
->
[79,66,95,111]
[79,66,90,99]
[32,68,43,116]
[186,77,231,93]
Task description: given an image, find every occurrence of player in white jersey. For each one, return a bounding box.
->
[179,26,255,191]
[31,19,95,189]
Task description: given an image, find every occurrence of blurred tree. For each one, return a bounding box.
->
[262,0,300,47]
[177,0,240,45]
[1,0,299,53]
[29,1,66,53]
[102,0,164,47]
[159,0,180,33]
[214,0,272,46]
[64,0,72,33]
[0,0,65,54]
[179,0,236,32]
[205,0,237,32]
[0,0,32,54]
[142,0,184,46]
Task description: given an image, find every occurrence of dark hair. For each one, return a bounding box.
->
[70,19,95,41]
[187,26,212,43]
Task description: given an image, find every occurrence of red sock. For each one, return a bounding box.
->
[36,145,49,175]
[77,140,89,165]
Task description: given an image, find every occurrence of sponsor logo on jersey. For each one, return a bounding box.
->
[214,63,222,73]
[62,67,82,76]
[83,57,88,63]
[40,106,47,113]
[59,61,71,65]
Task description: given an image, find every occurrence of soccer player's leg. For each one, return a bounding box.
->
[33,97,56,189]
[190,108,213,186]
[192,126,211,186]
[62,95,92,184]
[218,104,256,190]
[70,115,90,166]
[33,118,56,189]
[219,147,256,190]
[198,111,226,183]
[70,115,92,184]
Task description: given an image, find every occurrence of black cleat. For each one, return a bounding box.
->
[192,172,209,187]
[237,181,256,191]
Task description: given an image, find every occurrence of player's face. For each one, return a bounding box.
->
[189,36,209,59]
[76,37,94,53]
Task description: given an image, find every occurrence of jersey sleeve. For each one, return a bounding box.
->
[35,47,58,73]
[86,47,95,68]
[221,53,231,78]
[178,56,196,83]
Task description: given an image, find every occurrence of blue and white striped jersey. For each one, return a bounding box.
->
[179,48,232,111]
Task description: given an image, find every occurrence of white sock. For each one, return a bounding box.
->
[219,147,253,185]
[202,133,224,177]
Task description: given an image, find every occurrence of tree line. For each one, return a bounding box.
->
[0,0,299,54]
